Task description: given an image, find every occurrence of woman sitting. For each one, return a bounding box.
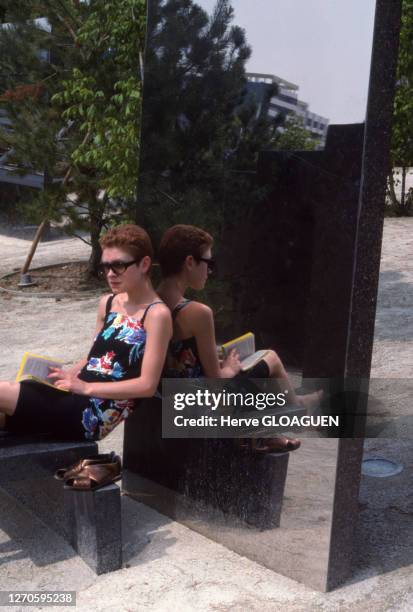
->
[0,224,172,442]
[157,224,321,453]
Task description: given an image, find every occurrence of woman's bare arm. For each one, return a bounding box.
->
[53,303,172,398]
[192,304,240,378]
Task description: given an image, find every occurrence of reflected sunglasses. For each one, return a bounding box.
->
[97,259,140,276]
[194,256,216,273]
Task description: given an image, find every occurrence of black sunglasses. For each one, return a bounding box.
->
[97,259,140,276]
[194,256,216,273]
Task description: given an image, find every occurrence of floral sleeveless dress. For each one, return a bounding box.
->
[165,300,204,378]
[77,296,163,440]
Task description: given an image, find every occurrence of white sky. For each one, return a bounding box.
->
[198,0,376,123]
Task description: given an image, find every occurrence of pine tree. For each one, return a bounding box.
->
[138,0,256,236]
[137,0,316,241]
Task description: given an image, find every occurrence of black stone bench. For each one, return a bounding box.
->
[64,483,122,574]
[122,398,290,530]
[0,432,122,574]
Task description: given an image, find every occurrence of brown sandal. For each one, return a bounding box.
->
[54,452,117,481]
[64,456,122,491]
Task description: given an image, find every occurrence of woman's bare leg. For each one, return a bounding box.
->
[263,350,322,409]
[250,351,300,452]
[252,350,321,452]
[0,381,21,416]
[262,350,297,401]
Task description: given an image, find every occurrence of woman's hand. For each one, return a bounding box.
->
[48,368,90,395]
[221,349,241,376]
[48,367,72,384]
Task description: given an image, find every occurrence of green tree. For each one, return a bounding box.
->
[52,0,146,273]
[137,0,317,242]
[388,0,413,215]
[0,1,146,275]
[0,1,84,208]
[138,0,264,238]
[273,114,319,152]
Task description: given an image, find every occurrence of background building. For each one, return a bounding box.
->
[246,72,329,145]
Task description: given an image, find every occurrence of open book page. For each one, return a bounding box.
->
[222,332,256,361]
[240,349,269,371]
[16,352,65,389]
[221,333,269,371]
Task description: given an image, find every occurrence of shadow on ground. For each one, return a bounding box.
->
[0,486,78,568]
[121,495,178,567]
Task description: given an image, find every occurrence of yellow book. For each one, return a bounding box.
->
[221,332,269,372]
[16,352,68,390]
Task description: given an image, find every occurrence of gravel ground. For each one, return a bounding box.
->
[371,218,413,377]
[0,234,99,378]
[0,231,122,453]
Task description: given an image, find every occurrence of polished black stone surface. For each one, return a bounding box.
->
[124,0,402,592]
[0,439,98,483]
[249,123,364,377]
[124,400,289,530]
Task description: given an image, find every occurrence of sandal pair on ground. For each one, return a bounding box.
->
[54,451,121,491]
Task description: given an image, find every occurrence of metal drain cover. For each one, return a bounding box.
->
[362,458,403,478]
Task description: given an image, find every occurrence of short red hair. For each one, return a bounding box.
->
[100,224,154,263]
[159,224,213,277]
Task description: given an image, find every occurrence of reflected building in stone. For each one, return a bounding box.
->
[246,72,329,145]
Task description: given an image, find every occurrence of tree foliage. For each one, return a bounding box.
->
[137,0,317,242]
[147,0,249,169]
[273,114,319,152]
[0,0,146,274]
[388,0,413,215]
[1,0,319,271]
[52,0,146,200]
[0,2,81,184]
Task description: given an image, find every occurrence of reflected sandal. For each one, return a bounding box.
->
[253,437,301,454]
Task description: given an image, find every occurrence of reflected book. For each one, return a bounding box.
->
[15,351,67,390]
[221,332,268,371]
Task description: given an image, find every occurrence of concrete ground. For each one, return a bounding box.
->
[0,220,412,611]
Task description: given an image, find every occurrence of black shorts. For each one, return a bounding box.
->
[5,381,89,441]
[239,359,270,378]
[224,359,270,396]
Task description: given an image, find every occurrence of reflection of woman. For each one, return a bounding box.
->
[0,225,172,442]
[157,224,321,452]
